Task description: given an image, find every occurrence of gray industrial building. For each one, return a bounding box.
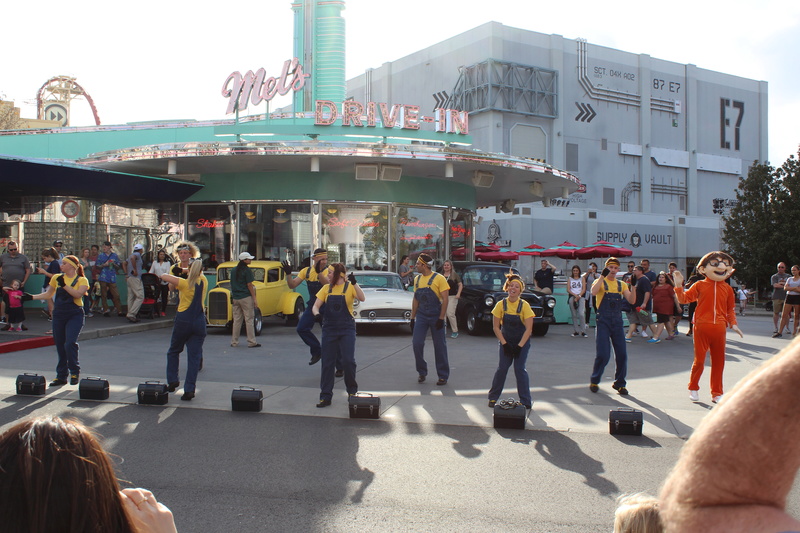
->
[347,21,768,276]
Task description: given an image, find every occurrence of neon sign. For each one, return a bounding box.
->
[325,217,380,228]
[222,58,309,115]
[314,100,468,134]
[195,219,225,229]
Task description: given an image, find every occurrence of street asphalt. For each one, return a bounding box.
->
[1,309,798,532]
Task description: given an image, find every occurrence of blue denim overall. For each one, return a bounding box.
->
[296,267,331,363]
[489,299,532,405]
[412,272,449,380]
[52,275,85,380]
[590,279,628,388]
[166,280,207,393]
[319,283,358,401]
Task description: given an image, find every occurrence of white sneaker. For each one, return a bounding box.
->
[712,395,723,404]
[640,331,648,338]
[689,390,700,402]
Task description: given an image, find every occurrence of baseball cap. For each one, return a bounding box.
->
[133,244,144,251]
[103,241,112,247]
[53,240,63,246]
[239,252,255,260]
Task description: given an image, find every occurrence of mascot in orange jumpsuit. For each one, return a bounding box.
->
[672,251,743,404]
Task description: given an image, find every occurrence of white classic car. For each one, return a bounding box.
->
[351,271,413,328]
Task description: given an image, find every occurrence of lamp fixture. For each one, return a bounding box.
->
[245,211,256,220]
[326,207,338,214]
[276,208,287,214]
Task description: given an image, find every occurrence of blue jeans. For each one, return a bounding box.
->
[319,327,358,401]
[166,315,206,393]
[591,316,628,387]
[412,313,449,380]
[296,301,322,357]
[489,342,531,405]
[52,311,84,379]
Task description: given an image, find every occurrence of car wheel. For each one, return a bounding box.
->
[532,324,549,337]
[466,308,483,336]
[286,298,304,326]
[253,308,263,337]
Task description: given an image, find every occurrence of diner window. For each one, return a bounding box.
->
[395,206,446,267]
[187,204,234,267]
[238,203,312,265]
[321,204,388,270]
[449,210,472,261]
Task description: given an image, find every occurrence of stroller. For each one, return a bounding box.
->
[138,273,160,320]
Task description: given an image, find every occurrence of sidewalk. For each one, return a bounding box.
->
[0,307,173,353]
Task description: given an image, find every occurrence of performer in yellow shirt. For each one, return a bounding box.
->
[284,248,333,366]
[312,263,365,408]
[411,253,450,385]
[26,255,89,386]
[488,272,535,409]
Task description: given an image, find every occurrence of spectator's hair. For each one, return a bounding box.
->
[42,247,58,261]
[6,240,18,249]
[634,266,645,273]
[156,249,168,262]
[400,255,408,263]
[329,262,346,286]
[571,265,582,278]
[641,259,651,264]
[697,251,734,268]
[657,271,675,287]
[614,493,662,533]
[0,416,136,533]
[173,240,200,260]
[668,262,677,268]
[589,262,598,269]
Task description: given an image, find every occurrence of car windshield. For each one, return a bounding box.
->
[462,266,521,291]
[218,267,265,282]
[355,273,405,290]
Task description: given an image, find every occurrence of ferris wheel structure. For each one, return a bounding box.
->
[36,75,101,127]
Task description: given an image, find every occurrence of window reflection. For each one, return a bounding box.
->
[396,207,446,268]
[322,204,388,270]
[238,203,312,264]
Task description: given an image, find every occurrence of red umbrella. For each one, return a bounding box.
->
[538,241,581,260]
[516,243,545,256]
[575,240,633,260]
[477,249,519,261]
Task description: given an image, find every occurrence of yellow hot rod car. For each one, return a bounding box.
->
[205,260,304,334]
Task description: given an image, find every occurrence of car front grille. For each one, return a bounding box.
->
[208,292,229,321]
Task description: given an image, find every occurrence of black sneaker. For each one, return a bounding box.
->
[168,381,180,392]
[316,399,332,408]
[50,378,67,387]
[181,391,195,401]
[69,374,80,385]
[309,354,321,365]
[773,332,783,338]
[589,383,599,393]
[335,369,344,378]
[488,399,497,408]
[417,375,426,383]
[613,384,629,396]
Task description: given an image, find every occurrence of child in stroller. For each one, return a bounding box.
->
[138,273,160,319]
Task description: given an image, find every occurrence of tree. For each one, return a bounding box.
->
[0,94,23,130]
[722,161,780,292]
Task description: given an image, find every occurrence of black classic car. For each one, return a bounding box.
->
[452,261,556,336]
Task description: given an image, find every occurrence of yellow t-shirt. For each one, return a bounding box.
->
[49,274,89,307]
[491,298,536,322]
[315,282,358,315]
[592,277,624,309]
[413,272,450,301]
[297,265,333,283]
[176,276,208,312]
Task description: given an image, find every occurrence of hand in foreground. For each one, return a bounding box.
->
[435,318,444,330]
[22,293,34,302]
[120,488,177,533]
[502,343,513,357]
[281,260,292,276]
[56,275,66,287]
[672,270,685,286]
[347,272,357,285]
[410,318,415,331]
[732,324,744,338]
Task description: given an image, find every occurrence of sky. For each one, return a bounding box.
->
[2,0,798,166]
